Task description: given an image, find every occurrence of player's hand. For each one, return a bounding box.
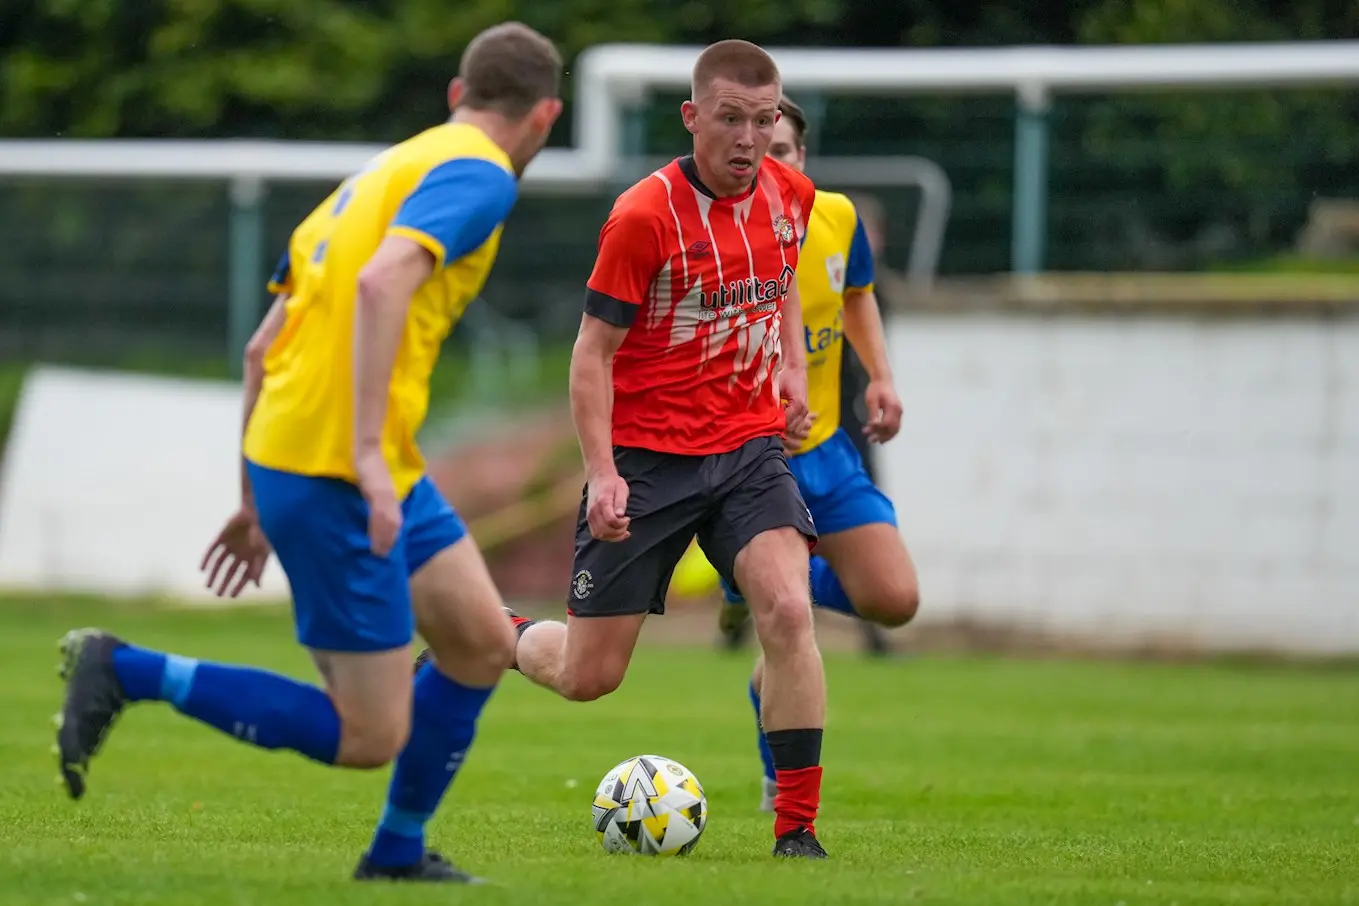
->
[201,506,272,598]
[778,364,810,430]
[356,450,402,557]
[586,472,631,542]
[863,379,903,444]
[782,407,816,454]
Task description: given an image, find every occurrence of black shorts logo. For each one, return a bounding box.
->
[572,569,594,600]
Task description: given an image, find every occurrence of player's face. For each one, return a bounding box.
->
[682,77,780,196]
[767,116,806,172]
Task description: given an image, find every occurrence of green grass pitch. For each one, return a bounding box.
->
[1,595,1357,905]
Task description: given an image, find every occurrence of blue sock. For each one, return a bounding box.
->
[810,555,855,616]
[366,663,495,868]
[720,575,745,606]
[111,644,340,764]
[748,679,775,782]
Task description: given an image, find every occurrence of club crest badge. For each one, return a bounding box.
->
[772,214,796,247]
[825,252,846,292]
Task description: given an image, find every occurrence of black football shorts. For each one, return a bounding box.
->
[566,435,816,618]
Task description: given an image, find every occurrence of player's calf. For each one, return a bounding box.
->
[306,649,417,769]
[741,549,822,729]
[515,622,620,701]
[514,613,645,702]
[338,728,408,769]
[733,527,829,856]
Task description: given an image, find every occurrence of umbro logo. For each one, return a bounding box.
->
[687,241,712,257]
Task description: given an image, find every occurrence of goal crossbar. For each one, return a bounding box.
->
[575,40,1359,168]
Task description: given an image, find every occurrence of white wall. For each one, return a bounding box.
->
[6,322,1357,655]
[878,313,1359,655]
[0,367,289,603]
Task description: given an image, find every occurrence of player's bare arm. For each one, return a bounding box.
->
[778,280,813,450]
[352,235,437,556]
[570,313,632,542]
[201,292,289,598]
[571,187,667,543]
[240,293,289,505]
[841,286,902,444]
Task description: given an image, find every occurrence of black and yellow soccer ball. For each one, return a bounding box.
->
[591,754,708,856]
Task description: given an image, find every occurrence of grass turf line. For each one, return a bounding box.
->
[0,596,1356,905]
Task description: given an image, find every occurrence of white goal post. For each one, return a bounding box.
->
[572,40,1359,274]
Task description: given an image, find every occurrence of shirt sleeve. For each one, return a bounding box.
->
[845,215,876,291]
[583,202,667,329]
[387,157,518,269]
[266,248,292,295]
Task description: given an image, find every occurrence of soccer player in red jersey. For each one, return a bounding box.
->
[510,39,828,859]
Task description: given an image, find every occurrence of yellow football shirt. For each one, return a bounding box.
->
[795,189,876,455]
[243,123,518,498]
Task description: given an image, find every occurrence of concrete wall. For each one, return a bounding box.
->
[877,313,1359,654]
[5,315,1357,656]
[0,367,290,602]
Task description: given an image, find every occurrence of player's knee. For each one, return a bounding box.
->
[478,618,518,675]
[559,664,626,702]
[755,592,816,657]
[860,578,920,628]
[430,617,517,680]
[337,717,409,769]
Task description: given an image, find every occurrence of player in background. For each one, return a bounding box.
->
[51,23,563,884]
[507,40,828,859]
[712,336,894,654]
[719,96,921,812]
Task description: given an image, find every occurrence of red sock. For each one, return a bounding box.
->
[506,614,534,671]
[773,765,822,838]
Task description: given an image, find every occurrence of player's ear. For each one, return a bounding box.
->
[680,100,699,135]
[535,97,564,131]
[447,77,465,112]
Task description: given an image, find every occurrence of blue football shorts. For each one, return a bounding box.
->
[245,461,467,653]
[788,427,898,536]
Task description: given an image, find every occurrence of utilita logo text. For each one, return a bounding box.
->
[697,264,795,321]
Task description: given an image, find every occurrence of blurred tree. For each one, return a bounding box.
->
[0,0,846,142]
[1057,0,1359,267]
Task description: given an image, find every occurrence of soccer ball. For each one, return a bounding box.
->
[592,754,708,856]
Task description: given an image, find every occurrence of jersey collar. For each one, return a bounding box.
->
[677,155,759,204]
